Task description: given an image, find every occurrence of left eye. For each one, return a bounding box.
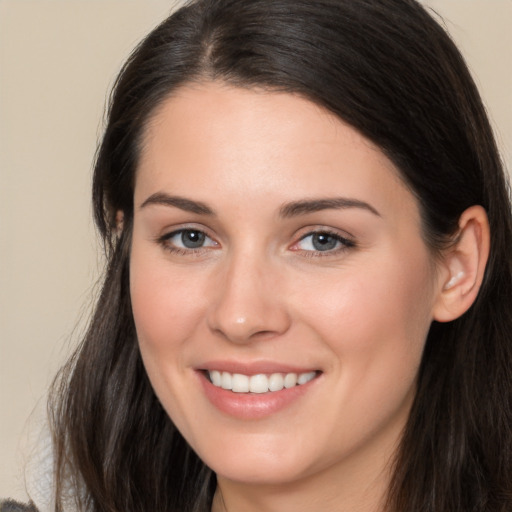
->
[163,229,217,250]
[295,232,352,252]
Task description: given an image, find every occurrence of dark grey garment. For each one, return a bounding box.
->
[0,500,38,512]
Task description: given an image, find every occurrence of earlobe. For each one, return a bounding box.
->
[433,205,490,323]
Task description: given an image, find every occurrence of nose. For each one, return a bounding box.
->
[206,251,291,344]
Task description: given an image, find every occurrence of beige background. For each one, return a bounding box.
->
[1,0,511,502]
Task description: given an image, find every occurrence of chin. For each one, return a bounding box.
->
[195,433,319,486]
[213,458,307,486]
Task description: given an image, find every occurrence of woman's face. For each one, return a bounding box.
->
[130,83,444,489]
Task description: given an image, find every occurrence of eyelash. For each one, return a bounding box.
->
[157,228,356,257]
[157,228,218,256]
[292,230,356,258]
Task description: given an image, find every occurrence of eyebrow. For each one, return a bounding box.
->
[139,192,380,218]
[139,192,215,215]
[279,197,381,218]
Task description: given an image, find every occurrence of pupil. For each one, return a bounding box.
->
[181,230,205,248]
[312,233,337,251]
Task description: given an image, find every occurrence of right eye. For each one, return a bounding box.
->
[159,229,218,253]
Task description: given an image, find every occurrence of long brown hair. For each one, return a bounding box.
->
[50,1,512,510]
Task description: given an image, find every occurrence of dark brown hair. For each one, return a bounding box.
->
[50,1,512,510]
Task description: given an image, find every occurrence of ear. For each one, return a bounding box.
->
[432,205,490,322]
[115,210,125,235]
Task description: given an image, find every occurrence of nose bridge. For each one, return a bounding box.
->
[207,243,290,343]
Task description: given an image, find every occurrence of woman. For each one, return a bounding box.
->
[6,0,511,511]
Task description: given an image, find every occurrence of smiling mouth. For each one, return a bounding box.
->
[204,370,321,394]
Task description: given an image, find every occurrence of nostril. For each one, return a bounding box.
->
[249,329,281,340]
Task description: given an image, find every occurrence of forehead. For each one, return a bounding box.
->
[136,82,418,225]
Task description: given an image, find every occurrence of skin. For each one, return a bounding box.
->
[129,82,465,512]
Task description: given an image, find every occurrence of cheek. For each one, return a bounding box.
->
[129,243,206,361]
[296,247,436,391]
[128,243,213,438]
[330,245,432,337]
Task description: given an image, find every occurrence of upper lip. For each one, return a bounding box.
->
[197,360,321,375]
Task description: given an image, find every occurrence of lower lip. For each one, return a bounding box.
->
[198,371,320,420]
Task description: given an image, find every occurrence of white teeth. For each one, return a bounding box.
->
[249,374,269,393]
[297,371,316,385]
[268,373,284,392]
[284,373,298,388]
[208,370,317,393]
[221,371,232,390]
[210,370,222,386]
[232,373,250,392]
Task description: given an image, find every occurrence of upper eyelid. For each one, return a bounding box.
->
[159,224,215,239]
[298,229,351,240]
[294,225,355,242]
[294,231,355,247]
[156,226,217,247]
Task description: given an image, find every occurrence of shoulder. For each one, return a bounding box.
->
[0,500,39,512]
